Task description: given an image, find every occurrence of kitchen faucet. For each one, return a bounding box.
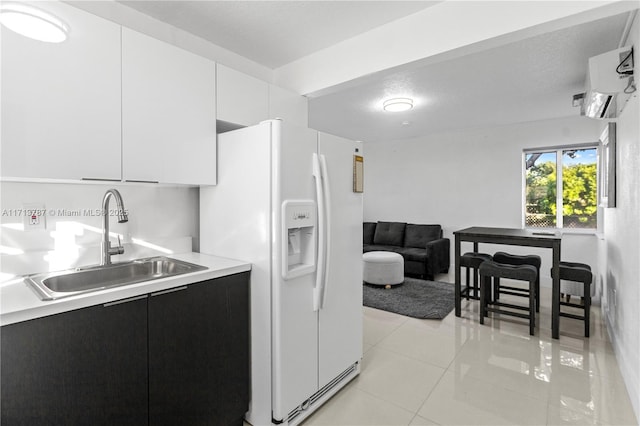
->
[100,189,128,266]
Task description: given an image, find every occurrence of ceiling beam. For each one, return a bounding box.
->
[274,1,639,97]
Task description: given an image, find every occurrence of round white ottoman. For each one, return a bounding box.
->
[363,251,404,288]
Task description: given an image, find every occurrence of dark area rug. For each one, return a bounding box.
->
[363,277,455,319]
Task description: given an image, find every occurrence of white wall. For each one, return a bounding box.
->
[601,14,640,419]
[0,182,198,280]
[363,116,601,286]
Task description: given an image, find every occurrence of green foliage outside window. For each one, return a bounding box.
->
[526,161,556,218]
[562,163,597,227]
[525,149,597,229]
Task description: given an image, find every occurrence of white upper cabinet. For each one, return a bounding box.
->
[216,64,269,127]
[1,1,121,181]
[122,28,217,185]
[269,85,309,128]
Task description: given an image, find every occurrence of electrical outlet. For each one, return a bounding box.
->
[23,204,46,231]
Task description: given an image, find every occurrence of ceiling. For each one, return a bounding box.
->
[309,12,631,142]
[114,1,633,143]
[116,1,438,69]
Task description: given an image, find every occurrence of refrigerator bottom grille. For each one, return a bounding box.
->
[286,362,359,424]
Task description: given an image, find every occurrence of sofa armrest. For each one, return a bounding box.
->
[425,238,450,276]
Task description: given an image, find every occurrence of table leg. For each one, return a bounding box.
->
[552,241,561,339]
[455,234,461,317]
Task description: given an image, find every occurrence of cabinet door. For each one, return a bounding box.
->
[122,28,217,185]
[148,272,250,426]
[1,296,148,426]
[0,1,121,181]
[217,64,269,126]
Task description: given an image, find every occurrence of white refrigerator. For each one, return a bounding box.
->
[200,119,363,425]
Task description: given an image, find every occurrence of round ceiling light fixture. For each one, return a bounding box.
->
[0,3,69,43]
[383,97,413,112]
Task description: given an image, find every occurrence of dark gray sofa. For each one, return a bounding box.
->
[363,221,450,280]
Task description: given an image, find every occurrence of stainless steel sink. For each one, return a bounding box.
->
[25,257,207,300]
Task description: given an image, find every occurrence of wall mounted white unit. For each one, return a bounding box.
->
[1,0,121,181]
[583,47,634,119]
[122,28,217,185]
[200,120,363,426]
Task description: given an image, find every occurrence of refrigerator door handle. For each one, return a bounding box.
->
[318,154,332,309]
[312,153,326,311]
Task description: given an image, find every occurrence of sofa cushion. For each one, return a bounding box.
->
[373,222,406,246]
[364,245,404,254]
[363,222,376,245]
[404,224,442,248]
[400,247,428,263]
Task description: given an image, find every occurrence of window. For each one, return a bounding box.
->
[524,146,598,229]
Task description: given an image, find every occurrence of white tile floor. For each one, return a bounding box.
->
[302,282,639,426]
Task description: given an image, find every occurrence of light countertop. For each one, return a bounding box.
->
[0,252,251,326]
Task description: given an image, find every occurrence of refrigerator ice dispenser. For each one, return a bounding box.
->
[282,200,316,280]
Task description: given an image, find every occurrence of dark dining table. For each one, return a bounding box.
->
[453,226,562,339]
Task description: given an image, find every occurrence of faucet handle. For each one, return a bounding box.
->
[110,235,125,256]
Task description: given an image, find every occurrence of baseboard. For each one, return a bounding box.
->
[605,312,640,423]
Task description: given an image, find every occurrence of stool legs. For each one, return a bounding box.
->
[464,265,482,300]
[492,275,540,313]
[553,261,593,338]
[473,267,480,299]
[584,281,591,337]
[479,272,536,336]
[529,283,536,336]
[536,268,540,312]
[480,275,488,323]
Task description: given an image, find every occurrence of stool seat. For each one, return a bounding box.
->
[459,252,493,301]
[493,251,541,312]
[460,252,493,268]
[363,251,404,287]
[493,252,542,268]
[479,260,537,336]
[480,262,537,282]
[554,262,592,283]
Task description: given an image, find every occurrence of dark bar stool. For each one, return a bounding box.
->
[492,252,541,312]
[479,260,537,335]
[550,261,592,337]
[459,252,492,300]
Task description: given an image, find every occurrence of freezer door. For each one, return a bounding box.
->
[271,120,320,421]
[317,133,363,389]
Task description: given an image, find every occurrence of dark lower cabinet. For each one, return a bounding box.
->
[149,273,250,426]
[1,296,148,426]
[1,272,250,426]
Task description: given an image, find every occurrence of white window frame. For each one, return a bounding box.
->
[522,143,601,233]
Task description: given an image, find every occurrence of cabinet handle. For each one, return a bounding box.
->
[125,179,159,184]
[151,286,188,297]
[82,177,121,182]
[103,294,148,307]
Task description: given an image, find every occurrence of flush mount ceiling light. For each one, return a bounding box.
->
[0,3,69,43]
[383,98,413,112]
